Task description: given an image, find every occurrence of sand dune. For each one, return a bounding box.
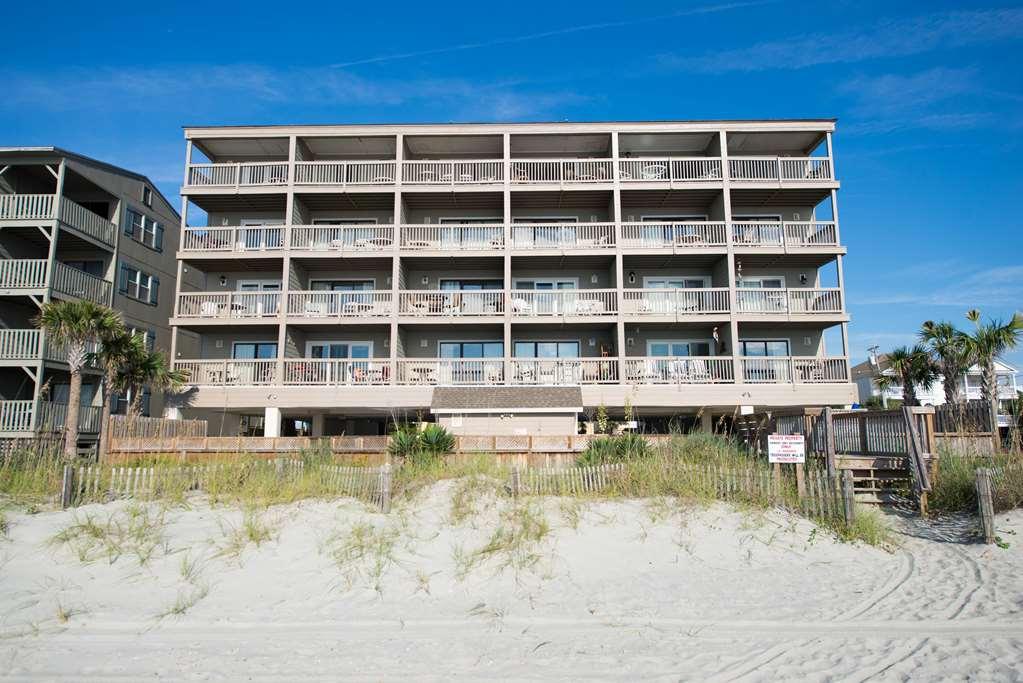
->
[1,481,1021,680]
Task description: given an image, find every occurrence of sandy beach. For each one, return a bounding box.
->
[2,482,1022,681]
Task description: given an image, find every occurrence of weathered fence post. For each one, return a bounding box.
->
[976,467,996,544]
[510,466,521,498]
[379,462,392,514]
[823,406,836,478]
[60,464,75,509]
[841,469,855,524]
[795,462,806,500]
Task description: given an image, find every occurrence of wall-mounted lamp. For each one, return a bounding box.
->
[588,338,596,347]
[219,275,228,287]
[421,276,430,286]
[799,273,808,285]
[626,337,635,347]
[628,271,636,284]
[590,274,599,284]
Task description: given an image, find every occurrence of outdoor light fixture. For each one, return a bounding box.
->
[628,271,636,284]
[219,275,227,287]
[800,273,808,285]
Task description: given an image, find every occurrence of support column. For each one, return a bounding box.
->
[390,134,404,374]
[264,406,281,438]
[502,133,512,384]
[611,132,626,372]
[277,135,297,384]
[719,131,742,386]
[700,410,713,433]
[311,412,325,437]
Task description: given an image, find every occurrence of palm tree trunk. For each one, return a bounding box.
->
[903,379,918,407]
[983,361,1000,453]
[63,368,82,460]
[943,368,962,405]
[129,384,144,420]
[97,369,115,460]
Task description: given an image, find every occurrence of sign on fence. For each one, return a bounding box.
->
[768,434,805,464]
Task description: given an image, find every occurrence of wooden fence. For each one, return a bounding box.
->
[109,415,208,439]
[935,401,993,434]
[975,463,1023,544]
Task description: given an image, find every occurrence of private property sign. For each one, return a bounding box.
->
[768,434,806,464]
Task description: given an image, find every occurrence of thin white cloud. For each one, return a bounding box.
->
[852,265,1023,307]
[329,1,780,68]
[661,8,1023,72]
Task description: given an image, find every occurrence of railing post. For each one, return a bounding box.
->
[976,468,996,544]
[823,406,836,478]
[841,469,855,524]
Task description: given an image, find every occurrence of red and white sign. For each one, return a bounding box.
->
[768,434,805,464]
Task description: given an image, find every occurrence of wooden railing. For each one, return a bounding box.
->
[38,403,102,434]
[618,157,723,182]
[294,160,396,185]
[176,292,280,319]
[45,339,101,366]
[510,159,613,183]
[621,288,729,316]
[176,359,278,385]
[741,357,848,384]
[0,259,49,289]
[288,224,395,251]
[400,224,505,251]
[729,157,833,182]
[52,262,111,304]
[732,221,839,248]
[186,162,289,187]
[399,290,505,316]
[783,221,839,247]
[395,359,506,385]
[509,358,618,385]
[623,357,734,384]
[620,222,728,248]
[509,289,617,317]
[181,226,285,252]
[510,222,615,249]
[0,400,35,432]
[736,288,843,314]
[282,359,393,386]
[0,329,41,360]
[60,199,116,246]
[402,160,504,184]
[0,193,55,220]
[287,290,393,318]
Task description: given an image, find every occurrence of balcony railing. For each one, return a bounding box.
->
[400,224,505,251]
[619,158,723,182]
[176,359,278,385]
[402,160,504,184]
[181,226,285,252]
[621,288,730,316]
[0,330,40,360]
[283,359,393,385]
[624,357,735,384]
[52,262,111,304]
[0,259,49,289]
[510,159,613,183]
[176,292,281,319]
[288,225,395,252]
[736,288,843,315]
[0,400,35,432]
[399,290,505,316]
[732,221,839,248]
[509,358,619,385]
[61,199,116,246]
[620,222,728,249]
[510,223,615,249]
[729,157,834,183]
[287,291,393,318]
[510,290,617,317]
[295,160,396,185]
[37,402,102,434]
[741,357,849,384]
[186,162,289,187]
[0,193,55,220]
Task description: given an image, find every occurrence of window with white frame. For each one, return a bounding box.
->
[142,186,153,207]
[119,262,160,305]
[124,206,164,251]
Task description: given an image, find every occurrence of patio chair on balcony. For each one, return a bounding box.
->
[304,300,328,317]
[200,301,220,317]
[798,360,826,382]
[511,297,532,315]
[681,359,712,383]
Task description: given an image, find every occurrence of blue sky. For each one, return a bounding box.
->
[4,0,1022,370]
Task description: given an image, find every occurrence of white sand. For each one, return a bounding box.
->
[2,482,1022,681]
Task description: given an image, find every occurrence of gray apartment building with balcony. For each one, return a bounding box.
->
[0,148,180,444]
[168,120,856,437]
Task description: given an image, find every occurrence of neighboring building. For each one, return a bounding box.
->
[168,120,855,437]
[852,352,1019,426]
[0,148,180,444]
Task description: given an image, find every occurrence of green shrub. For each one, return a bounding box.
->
[387,423,455,465]
[387,426,421,460]
[577,433,651,466]
[419,424,455,456]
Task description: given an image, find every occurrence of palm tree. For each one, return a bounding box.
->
[919,320,973,404]
[91,330,145,459]
[876,344,939,407]
[34,300,122,459]
[964,309,1023,449]
[118,345,187,420]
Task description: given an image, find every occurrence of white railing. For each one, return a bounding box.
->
[0,194,55,220]
[176,292,280,319]
[741,357,848,383]
[52,263,111,304]
[176,359,278,386]
[624,357,734,384]
[61,199,116,246]
[509,290,617,317]
[288,224,395,251]
[186,162,289,187]
[402,160,504,184]
[619,158,722,182]
[287,291,393,318]
[732,221,784,246]
[510,159,613,183]
[396,358,506,385]
[0,259,49,289]
[294,160,396,185]
[510,223,615,249]
[45,339,100,366]
[283,359,393,385]
[181,226,285,252]
[622,288,730,316]
[735,288,842,315]
[37,403,102,433]
[400,290,505,316]
[509,358,618,385]
[729,157,833,182]
[0,329,40,360]
[620,222,728,248]
[400,224,505,251]
[787,288,843,314]
[0,400,34,432]
[783,221,839,247]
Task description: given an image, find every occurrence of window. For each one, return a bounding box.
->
[239,414,265,437]
[513,341,580,358]
[232,342,278,359]
[644,277,708,289]
[308,342,372,359]
[439,341,504,358]
[310,280,373,291]
[738,277,785,289]
[118,262,160,305]
[739,340,790,357]
[513,278,576,290]
[438,279,503,290]
[142,186,153,207]
[648,341,711,357]
[127,327,157,352]
[123,206,163,251]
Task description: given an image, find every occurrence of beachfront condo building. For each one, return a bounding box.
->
[0,148,180,445]
[168,120,855,437]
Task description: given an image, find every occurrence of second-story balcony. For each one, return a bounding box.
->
[186,162,289,188]
[736,288,843,316]
[0,259,111,304]
[510,290,617,318]
[618,157,723,183]
[732,221,839,249]
[728,156,834,183]
[295,160,396,185]
[621,288,730,317]
[510,159,613,184]
[0,329,100,367]
[176,291,281,320]
[402,160,504,185]
[287,291,393,319]
[400,224,505,251]
[399,290,505,317]
[181,225,285,253]
[1,194,117,247]
[620,221,728,250]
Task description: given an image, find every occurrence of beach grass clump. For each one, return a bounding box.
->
[456,501,551,577]
[930,447,1023,514]
[49,502,167,565]
[392,452,509,503]
[158,584,210,619]
[325,519,404,591]
[0,442,64,506]
[836,505,897,549]
[217,508,277,559]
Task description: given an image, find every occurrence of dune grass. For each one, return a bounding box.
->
[930,446,1023,514]
[48,502,167,566]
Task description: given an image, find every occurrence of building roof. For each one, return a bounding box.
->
[183,118,838,131]
[431,386,583,413]
[851,354,1017,381]
[0,146,180,220]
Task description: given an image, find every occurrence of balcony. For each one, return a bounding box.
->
[287,291,393,319]
[0,193,54,220]
[176,292,281,320]
[623,357,734,384]
[399,290,505,317]
[509,223,615,250]
[60,199,116,246]
[1,195,116,246]
[510,159,613,184]
[728,157,833,183]
[0,400,102,436]
[620,222,728,249]
[736,288,843,316]
[732,221,839,249]
[0,259,111,305]
[0,329,99,366]
[621,288,730,317]
[510,290,617,318]
[175,359,278,385]
[740,357,849,383]
[619,158,723,183]
[295,160,396,186]
[288,225,395,252]
[186,162,289,188]
[400,224,505,251]
[181,226,285,253]
[402,160,504,185]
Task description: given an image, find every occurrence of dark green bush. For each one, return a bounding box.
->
[577,433,650,465]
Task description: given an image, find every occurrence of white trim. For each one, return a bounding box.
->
[639,213,709,221]
[311,217,378,224]
[646,339,715,356]
[432,407,583,415]
[641,275,711,288]
[309,277,377,289]
[512,276,580,289]
[231,340,279,359]
[304,340,374,357]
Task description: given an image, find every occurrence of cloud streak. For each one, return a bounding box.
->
[852,265,1023,308]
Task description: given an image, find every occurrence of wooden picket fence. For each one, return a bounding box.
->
[109,415,207,439]
[509,463,625,496]
[975,463,1023,544]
